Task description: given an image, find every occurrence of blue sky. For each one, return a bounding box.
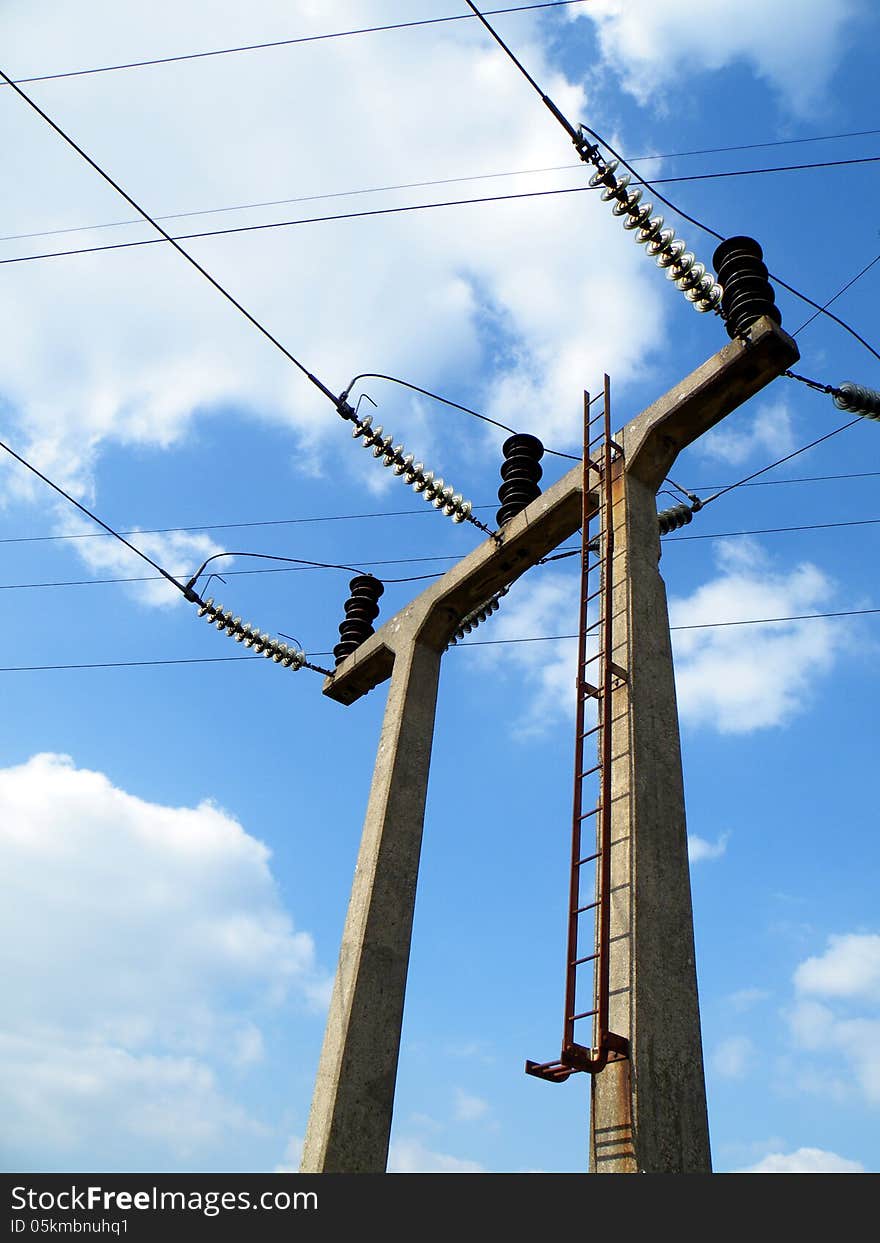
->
[0,0,877,1175]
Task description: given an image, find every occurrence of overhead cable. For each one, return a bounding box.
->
[2,2,592,87]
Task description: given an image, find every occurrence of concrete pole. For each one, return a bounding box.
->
[300,639,442,1172]
[589,459,710,1173]
[300,317,798,1173]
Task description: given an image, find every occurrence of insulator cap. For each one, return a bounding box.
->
[496,432,545,527]
[713,235,781,339]
[333,574,385,667]
[833,381,880,421]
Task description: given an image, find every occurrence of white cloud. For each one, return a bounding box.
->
[571,0,860,116]
[463,570,580,738]
[795,934,880,1004]
[787,934,880,1106]
[54,509,227,608]
[478,539,850,739]
[696,402,796,468]
[688,832,729,863]
[738,1147,864,1174]
[711,1035,754,1080]
[1,0,667,580]
[388,1136,485,1174]
[0,753,329,1164]
[453,1089,491,1124]
[726,987,770,1013]
[670,540,848,733]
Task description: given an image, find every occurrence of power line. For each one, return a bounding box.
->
[698,419,863,507]
[5,137,880,249]
[0,434,190,598]
[3,607,877,674]
[7,156,880,269]
[0,65,341,410]
[463,0,880,364]
[6,465,880,550]
[2,2,591,87]
[791,250,880,338]
[5,514,880,595]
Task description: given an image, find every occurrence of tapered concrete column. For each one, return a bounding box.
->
[300,640,442,1172]
[590,461,711,1173]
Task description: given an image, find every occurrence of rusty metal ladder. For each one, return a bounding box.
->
[526,377,629,1083]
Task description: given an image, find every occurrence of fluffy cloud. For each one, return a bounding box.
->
[571,0,860,115]
[0,753,329,1166]
[670,540,847,732]
[453,1089,491,1124]
[468,539,849,738]
[795,934,880,1004]
[1,0,666,578]
[695,401,796,468]
[462,570,580,737]
[788,934,880,1106]
[688,832,728,863]
[738,1147,864,1173]
[711,1035,754,1080]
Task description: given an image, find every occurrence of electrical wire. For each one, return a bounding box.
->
[696,420,865,507]
[8,157,880,269]
[2,2,592,87]
[697,420,862,507]
[463,1,880,363]
[791,251,880,338]
[4,607,878,674]
[0,65,341,410]
[6,461,880,550]
[7,507,880,595]
[6,145,880,251]
[342,373,580,461]
[0,434,191,597]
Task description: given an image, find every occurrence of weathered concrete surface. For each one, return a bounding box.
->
[300,640,442,1172]
[589,316,799,1172]
[590,465,711,1173]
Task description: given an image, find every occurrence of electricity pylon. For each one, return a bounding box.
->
[300,316,799,1173]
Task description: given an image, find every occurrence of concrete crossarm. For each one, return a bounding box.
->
[323,465,600,704]
[325,315,799,706]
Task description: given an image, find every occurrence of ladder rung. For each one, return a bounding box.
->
[575,899,600,913]
[580,682,600,700]
[578,763,601,780]
[578,722,602,741]
[569,1009,597,1021]
[576,807,600,822]
[576,852,601,867]
[572,952,598,966]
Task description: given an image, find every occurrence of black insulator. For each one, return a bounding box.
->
[657,503,695,535]
[496,433,545,526]
[333,574,385,666]
[713,236,782,339]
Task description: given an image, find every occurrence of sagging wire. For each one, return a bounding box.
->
[784,368,880,421]
[344,373,581,462]
[462,2,880,365]
[0,434,196,601]
[0,65,498,541]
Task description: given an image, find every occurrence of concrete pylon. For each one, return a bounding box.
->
[301,317,799,1172]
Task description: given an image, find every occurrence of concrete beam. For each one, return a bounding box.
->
[324,316,798,707]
